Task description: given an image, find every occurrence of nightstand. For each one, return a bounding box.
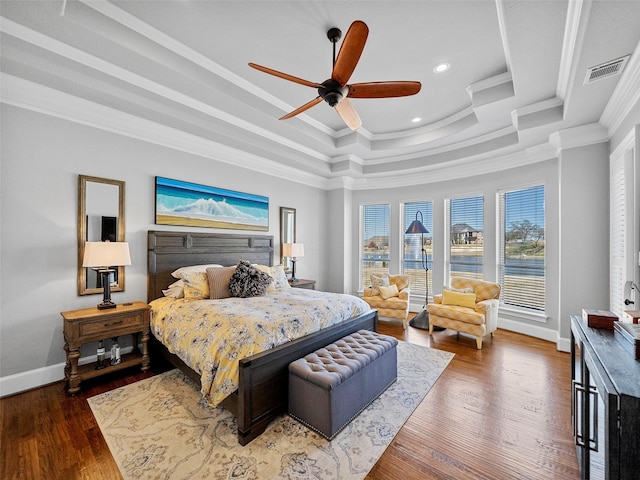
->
[61,301,150,394]
[289,278,316,290]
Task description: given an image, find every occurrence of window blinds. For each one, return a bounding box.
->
[498,185,545,311]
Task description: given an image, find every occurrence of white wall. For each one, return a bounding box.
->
[0,106,327,386]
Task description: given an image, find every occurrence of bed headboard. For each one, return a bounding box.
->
[147,230,274,302]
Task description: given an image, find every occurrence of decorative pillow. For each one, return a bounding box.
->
[162,280,185,298]
[270,265,291,290]
[206,266,236,299]
[443,285,474,294]
[389,275,410,291]
[178,271,210,300]
[229,260,273,298]
[253,264,276,292]
[171,264,224,279]
[379,283,400,300]
[370,274,390,296]
[442,290,477,309]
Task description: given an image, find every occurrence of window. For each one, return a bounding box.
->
[361,204,390,289]
[403,201,433,300]
[498,185,545,311]
[447,195,483,281]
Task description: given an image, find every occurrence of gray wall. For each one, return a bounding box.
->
[0,102,635,395]
[0,105,327,381]
[347,147,610,345]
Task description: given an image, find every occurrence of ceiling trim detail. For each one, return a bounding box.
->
[0,15,333,164]
[0,73,329,189]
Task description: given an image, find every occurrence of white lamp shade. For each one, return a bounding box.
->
[282,243,304,258]
[82,241,131,268]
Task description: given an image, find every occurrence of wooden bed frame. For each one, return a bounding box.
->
[147,230,378,445]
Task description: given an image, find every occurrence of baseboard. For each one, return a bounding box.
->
[0,346,135,398]
[498,318,571,352]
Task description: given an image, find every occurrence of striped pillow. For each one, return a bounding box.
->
[206,266,236,299]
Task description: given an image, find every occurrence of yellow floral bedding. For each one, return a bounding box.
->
[150,289,371,406]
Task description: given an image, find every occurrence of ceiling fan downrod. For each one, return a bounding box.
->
[327,27,342,67]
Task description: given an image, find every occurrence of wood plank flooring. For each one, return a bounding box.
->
[1,320,581,480]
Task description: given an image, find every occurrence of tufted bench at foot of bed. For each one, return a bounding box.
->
[288,329,398,439]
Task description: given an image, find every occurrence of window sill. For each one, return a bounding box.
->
[500,304,548,323]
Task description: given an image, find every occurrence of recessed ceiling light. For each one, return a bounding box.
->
[433,63,450,73]
[412,117,421,123]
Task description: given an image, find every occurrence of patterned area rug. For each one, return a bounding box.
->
[88,341,453,480]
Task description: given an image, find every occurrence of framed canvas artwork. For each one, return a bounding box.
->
[155,176,269,231]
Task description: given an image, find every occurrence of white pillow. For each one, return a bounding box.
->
[270,265,291,290]
[370,274,390,296]
[171,264,224,279]
[443,285,474,294]
[254,264,291,292]
[162,280,185,298]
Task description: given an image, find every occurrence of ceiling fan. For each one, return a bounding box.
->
[249,20,421,130]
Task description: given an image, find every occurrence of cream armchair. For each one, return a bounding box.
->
[362,274,411,329]
[427,278,501,349]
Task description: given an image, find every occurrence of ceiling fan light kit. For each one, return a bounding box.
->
[249,20,421,130]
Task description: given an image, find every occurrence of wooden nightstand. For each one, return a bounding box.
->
[61,301,150,394]
[289,278,316,290]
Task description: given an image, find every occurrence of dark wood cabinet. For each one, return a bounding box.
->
[570,315,640,479]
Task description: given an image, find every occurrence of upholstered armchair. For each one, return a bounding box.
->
[427,278,501,349]
[362,274,411,329]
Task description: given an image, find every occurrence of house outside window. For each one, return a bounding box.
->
[361,203,390,290]
[446,195,484,281]
[403,201,433,300]
[498,185,545,311]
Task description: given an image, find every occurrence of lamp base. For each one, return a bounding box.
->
[97,301,117,310]
[408,309,445,331]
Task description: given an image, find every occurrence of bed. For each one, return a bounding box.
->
[147,230,378,445]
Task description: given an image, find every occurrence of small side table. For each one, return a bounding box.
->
[61,301,150,394]
[289,278,316,290]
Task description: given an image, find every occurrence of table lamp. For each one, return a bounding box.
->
[283,243,304,282]
[82,241,131,309]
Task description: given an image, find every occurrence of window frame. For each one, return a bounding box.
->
[402,201,433,302]
[360,203,391,291]
[497,184,546,313]
[445,194,484,283]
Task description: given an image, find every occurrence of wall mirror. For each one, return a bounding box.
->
[280,206,296,269]
[78,175,126,295]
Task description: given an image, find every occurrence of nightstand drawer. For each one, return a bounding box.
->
[78,311,145,339]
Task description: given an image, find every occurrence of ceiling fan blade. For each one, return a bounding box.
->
[249,63,321,89]
[332,20,369,86]
[347,81,422,98]
[280,96,323,120]
[335,98,362,130]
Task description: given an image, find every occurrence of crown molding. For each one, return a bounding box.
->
[600,39,640,135]
[548,122,609,154]
[0,73,329,189]
[556,0,591,101]
[349,142,558,191]
[0,15,332,164]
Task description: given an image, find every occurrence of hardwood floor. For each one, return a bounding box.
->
[1,321,581,480]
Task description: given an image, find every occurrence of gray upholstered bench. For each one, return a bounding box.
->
[288,329,398,439]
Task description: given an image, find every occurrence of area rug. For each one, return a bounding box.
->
[88,341,453,480]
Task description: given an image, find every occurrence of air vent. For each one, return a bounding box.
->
[584,55,630,85]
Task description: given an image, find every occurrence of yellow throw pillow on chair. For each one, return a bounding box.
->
[379,283,400,300]
[442,289,477,309]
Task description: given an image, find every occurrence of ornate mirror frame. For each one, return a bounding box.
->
[78,175,126,295]
[280,206,296,270]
